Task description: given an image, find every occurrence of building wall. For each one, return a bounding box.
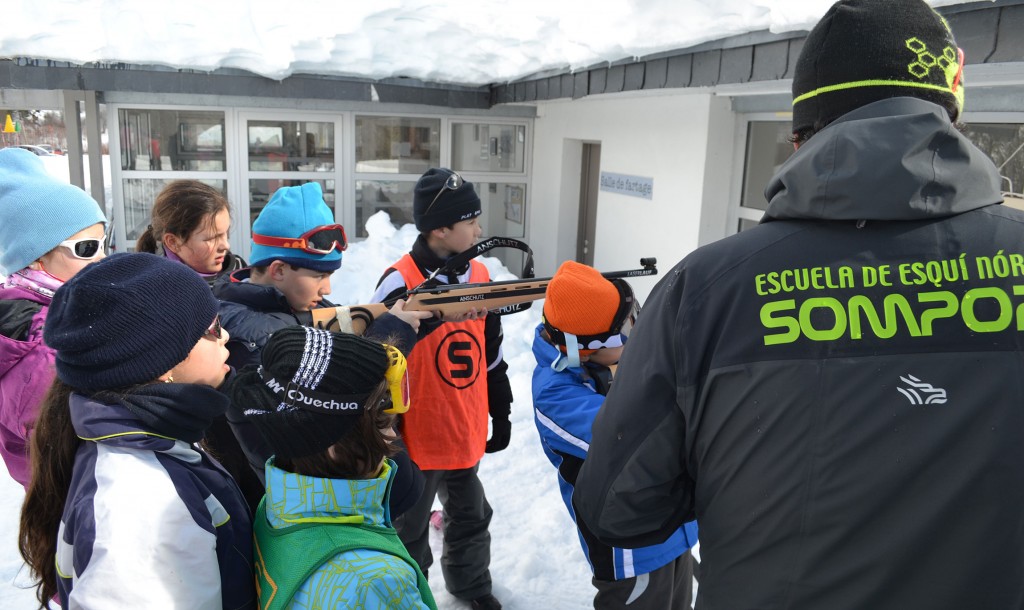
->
[528,91,724,299]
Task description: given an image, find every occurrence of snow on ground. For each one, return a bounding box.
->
[0,474,35,608]
[0,210,607,609]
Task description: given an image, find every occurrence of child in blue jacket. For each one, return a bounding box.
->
[532,260,698,609]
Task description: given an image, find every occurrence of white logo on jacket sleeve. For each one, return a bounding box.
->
[897,374,948,405]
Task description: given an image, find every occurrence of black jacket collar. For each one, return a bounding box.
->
[764,97,1002,223]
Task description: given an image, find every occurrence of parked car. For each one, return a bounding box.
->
[36,144,63,155]
[15,144,54,156]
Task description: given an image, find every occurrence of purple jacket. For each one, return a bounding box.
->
[0,284,54,487]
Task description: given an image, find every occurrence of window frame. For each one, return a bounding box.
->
[108,103,239,253]
[728,112,793,236]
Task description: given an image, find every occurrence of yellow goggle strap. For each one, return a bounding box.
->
[382,345,410,414]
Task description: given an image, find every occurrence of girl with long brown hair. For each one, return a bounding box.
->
[136,179,245,285]
[18,253,254,609]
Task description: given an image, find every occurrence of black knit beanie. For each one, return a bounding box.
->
[792,0,964,136]
[234,326,390,459]
[44,252,219,391]
[413,167,482,232]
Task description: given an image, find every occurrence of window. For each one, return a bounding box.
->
[354,180,415,237]
[355,116,439,174]
[961,123,1024,196]
[475,182,526,238]
[247,120,334,172]
[119,109,226,171]
[735,120,795,233]
[451,123,526,172]
[351,116,441,236]
[248,179,335,230]
[114,108,230,250]
[121,179,226,240]
[741,122,794,212]
[737,217,759,233]
[451,122,530,256]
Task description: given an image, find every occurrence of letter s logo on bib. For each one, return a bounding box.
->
[434,329,483,389]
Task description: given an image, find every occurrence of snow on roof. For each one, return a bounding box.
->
[2,0,982,86]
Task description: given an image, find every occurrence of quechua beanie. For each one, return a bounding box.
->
[233,326,390,459]
[43,252,219,391]
[792,0,964,136]
[413,168,482,232]
[249,182,342,272]
[0,147,107,274]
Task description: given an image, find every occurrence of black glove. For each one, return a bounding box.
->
[485,413,511,453]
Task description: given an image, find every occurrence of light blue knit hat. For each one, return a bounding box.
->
[249,182,342,272]
[0,147,107,274]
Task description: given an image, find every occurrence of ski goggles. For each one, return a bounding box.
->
[423,171,464,215]
[202,316,223,341]
[544,279,639,353]
[382,344,411,414]
[58,237,104,260]
[252,224,348,255]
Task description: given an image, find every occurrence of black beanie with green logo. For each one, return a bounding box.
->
[792,0,965,136]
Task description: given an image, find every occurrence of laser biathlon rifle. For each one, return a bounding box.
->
[310,237,658,335]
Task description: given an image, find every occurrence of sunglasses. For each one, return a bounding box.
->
[58,237,104,260]
[423,171,464,216]
[382,344,411,414]
[252,224,348,255]
[203,316,223,341]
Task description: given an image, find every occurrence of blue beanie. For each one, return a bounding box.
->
[44,252,219,391]
[0,147,107,274]
[249,182,342,272]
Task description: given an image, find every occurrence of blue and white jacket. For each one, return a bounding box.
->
[532,324,698,581]
[57,392,255,609]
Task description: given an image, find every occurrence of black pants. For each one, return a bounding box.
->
[394,464,493,600]
[592,551,694,609]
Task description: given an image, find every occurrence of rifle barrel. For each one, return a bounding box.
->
[385,260,658,307]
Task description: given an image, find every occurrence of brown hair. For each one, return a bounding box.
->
[275,381,399,480]
[136,180,230,254]
[19,380,80,608]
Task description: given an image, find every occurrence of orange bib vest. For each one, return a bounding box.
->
[392,254,490,470]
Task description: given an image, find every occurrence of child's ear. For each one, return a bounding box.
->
[430,227,448,239]
[268,260,287,280]
[162,232,182,254]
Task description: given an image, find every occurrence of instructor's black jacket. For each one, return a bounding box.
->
[575,98,1024,610]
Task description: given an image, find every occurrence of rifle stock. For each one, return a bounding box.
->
[316,258,658,335]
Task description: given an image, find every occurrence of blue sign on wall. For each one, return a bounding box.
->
[599,171,653,200]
